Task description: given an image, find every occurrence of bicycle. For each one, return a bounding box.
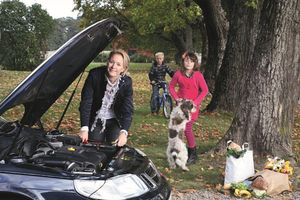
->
[150,81,173,119]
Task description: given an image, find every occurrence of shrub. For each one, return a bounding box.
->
[94,51,110,62]
[130,54,152,63]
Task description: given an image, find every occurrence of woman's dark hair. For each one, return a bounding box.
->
[181,51,199,71]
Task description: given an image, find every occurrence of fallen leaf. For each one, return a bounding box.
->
[181,189,197,193]
[215,184,223,190]
[208,165,214,170]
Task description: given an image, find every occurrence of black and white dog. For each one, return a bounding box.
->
[166,99,196,171]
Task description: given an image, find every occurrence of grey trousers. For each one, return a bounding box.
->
[89,118,120,144]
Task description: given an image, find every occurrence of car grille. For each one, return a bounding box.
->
[140,162,161,189]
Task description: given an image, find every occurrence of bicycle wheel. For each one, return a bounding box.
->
[163,95,173,118]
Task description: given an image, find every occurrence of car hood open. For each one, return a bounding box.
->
[0,18,121,126]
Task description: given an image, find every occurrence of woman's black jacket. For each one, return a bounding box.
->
[79,66,134,131]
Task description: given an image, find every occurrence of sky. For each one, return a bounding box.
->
[19,0,79,19]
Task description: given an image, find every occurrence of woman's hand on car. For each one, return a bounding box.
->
[79,130,89,143]
[117,131,127,146]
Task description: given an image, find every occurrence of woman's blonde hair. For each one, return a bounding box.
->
[108,49,130,75]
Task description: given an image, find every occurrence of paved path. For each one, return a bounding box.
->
[171,190,300,200]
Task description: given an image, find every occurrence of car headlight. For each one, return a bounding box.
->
[74,174,149,199]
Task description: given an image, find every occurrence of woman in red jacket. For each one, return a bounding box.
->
[169,51,208,165]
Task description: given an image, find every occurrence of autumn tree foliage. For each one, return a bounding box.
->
[74,0,203,60]
[0,0,54,70]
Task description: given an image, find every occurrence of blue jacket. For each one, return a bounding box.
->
[79,66,134,131]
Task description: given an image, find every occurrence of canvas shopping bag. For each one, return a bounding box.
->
[251,169,291,196]
[224,143,255,184]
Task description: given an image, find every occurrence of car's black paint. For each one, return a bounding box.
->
[0,18,171,200]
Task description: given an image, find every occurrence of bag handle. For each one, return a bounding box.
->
[242,143,249,150]
[226,140,233,147]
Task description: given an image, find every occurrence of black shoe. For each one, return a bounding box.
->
[187,147,198,165]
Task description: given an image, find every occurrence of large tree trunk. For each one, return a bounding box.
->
[199,19,208,71]
[215,0,300,158]
[205,0,262,112]
[171,24,195,64]
[194,0,228,91]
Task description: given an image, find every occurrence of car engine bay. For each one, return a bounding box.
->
[0,121,146,178]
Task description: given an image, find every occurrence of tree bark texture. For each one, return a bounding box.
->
[194,0,228,91]
[199,19,208,71]
[205,0,262,112]
[171,24,195,64]
[216,0,300,157]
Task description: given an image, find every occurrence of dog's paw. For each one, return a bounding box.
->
[169,164,176,169]
[182,166,189,171]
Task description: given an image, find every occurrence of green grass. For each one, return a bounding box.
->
[0,63,299,192]
[87,62,152,71]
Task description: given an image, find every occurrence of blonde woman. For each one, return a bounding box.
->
[79,49,133,146]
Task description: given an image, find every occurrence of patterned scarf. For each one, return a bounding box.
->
[91,76,120,133]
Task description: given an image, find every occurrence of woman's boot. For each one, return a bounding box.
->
[187,147,198,165]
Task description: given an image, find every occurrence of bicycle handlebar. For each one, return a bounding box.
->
[151,81,167,86]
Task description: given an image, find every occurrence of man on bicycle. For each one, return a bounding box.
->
[148,52,174,114]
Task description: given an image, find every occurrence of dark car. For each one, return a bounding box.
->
[0,18,171,200]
